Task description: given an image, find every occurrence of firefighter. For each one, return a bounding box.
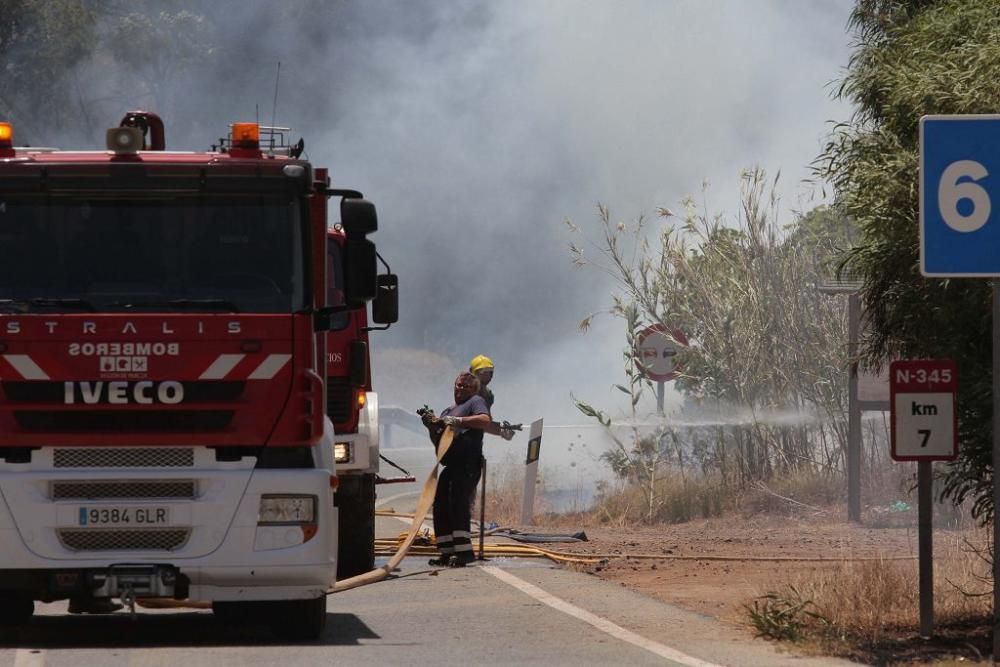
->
[469,354,514,441]
[469,354,495,408]
[422,372,491,567]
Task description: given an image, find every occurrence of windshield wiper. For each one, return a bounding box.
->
[113,298,240,313]
[0,298,97,312]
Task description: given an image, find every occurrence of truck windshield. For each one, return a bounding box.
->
[0,196,307,313]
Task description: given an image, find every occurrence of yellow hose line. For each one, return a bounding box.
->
[370,520,919,564]
[375,545,917,564]
[373,534,919,564]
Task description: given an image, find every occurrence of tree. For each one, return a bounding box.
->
[818,0,1000,519]
[0,1,100,143]
[569,168,856,501]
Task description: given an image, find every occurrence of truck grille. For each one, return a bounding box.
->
[14,410,233,432]
[58,529,190,552]
[51,480,196,500]
[326,377,352,424]
[54,448,194,469]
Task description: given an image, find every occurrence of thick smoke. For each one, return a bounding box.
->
[316,1,854,426]
[14,1,854,456]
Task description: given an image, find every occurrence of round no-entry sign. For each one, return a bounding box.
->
[636,324,688,382]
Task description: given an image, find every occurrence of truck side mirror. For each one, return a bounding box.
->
[341,198,378,306]
[343,238,377,306]
[341,198,377,235]
[372,274,398,324]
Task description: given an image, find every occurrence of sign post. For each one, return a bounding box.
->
[920,115,1000,653]
[636,325,687,415]
[890,359,958,638]
[520,419,544,525]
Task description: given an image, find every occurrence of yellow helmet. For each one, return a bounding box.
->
[469,354,494,373]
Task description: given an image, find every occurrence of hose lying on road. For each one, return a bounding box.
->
[140,426,916,611]
[372,508,920,564]
[372,534,918,564]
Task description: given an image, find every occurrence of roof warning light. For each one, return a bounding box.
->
[231,122,260,149]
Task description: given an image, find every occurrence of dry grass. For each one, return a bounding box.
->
[748,530,991,652]
[474,459,550,528]
[590,472,730,525]
[586,468,853,526]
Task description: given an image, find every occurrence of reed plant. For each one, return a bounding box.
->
[568,168,867,522]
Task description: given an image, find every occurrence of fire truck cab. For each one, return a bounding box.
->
[325,223,396,578]
[0,114,389,640]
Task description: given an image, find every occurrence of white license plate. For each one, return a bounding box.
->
[77,506,171,527]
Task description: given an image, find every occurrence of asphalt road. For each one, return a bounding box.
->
[0,449,858,666]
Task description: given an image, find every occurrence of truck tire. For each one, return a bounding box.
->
[212,600,250,625]
[272,596,328,641]
[0,593,33,625]
[335,472,376,579]
[214,597,327,641]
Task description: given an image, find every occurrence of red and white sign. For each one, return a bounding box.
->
[636,324,688,382]
[889,359,958,461]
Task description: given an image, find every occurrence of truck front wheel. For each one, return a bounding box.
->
[214,597,328,641]
[0,593,33,625]
[272,596,328,641]
[335,472,376,579]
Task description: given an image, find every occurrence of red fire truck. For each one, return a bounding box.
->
[325,226,395,579]
[0,112,396,639]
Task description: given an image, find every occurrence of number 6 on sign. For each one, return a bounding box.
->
[939,160,991,232]
[919,115,1000,276]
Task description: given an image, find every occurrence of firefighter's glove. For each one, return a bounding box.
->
[441,416,461,428]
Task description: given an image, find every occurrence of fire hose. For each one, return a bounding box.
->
[141,423,914,611]
[141,427,457,609]
[325,425,457,593]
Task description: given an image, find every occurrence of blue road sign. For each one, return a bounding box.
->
[921,115,1000,276]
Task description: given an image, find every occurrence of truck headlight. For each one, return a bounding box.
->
[258,495,316,524]
[334,442,352,463]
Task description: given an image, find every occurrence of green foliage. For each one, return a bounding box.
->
[0,2,350,147]
[568,168,855,490]
[745,586,828,642]
[819,0,1000,520]
[0,1,100,142]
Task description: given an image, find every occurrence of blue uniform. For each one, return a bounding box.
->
[433,394,489,563]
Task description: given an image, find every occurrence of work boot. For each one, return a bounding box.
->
[68,598,123,614]
[449,553,474,568]
[428,555,451,567]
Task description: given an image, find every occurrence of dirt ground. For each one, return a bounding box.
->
[516,512,989,665]
[545,513,924,621]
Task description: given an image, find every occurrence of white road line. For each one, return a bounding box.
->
[482,565,722,667]
[14,649,45,667]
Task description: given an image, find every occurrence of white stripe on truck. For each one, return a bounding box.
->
[248,354,292,380]
[198,354,245,380]
[4,355,50,380]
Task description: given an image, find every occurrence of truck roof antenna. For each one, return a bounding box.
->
[269,61,281,154]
